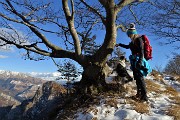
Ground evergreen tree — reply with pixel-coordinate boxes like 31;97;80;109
56;60;82;94
57;61;81;83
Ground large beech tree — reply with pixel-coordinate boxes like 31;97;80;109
0;0;151;93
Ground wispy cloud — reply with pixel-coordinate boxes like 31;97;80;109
0;45;14;52
0;55;8;58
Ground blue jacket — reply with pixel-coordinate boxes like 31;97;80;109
129;55;152;76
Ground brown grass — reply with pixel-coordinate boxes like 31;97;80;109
163;86;179;97
133;102;150;114
125;97;150;114
150;70;164;83
92;117;98;120
176;77;180;82
51;82;67;96
104;98;118;108
167;105;180;120
146;79;180;105
169;96;180;104
85;106;98;115
146;80;162;94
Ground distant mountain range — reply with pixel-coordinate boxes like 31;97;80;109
0;70;62;80
0;70;46;107
0;70;81;107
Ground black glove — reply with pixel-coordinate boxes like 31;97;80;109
115;44;119;47
137;60;148;72
136;60;143;69
115;43;123;47
115;43;121;47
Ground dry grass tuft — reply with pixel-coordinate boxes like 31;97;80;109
125;98;150;114
125;97;134;104
164;86;179;97
167;105;180;120
176;77;180;82
133;102;150;114
85;107;98;115
169;96;180;104
146;80;162;94
150;70;164;83
104;98;118;108
124;85;136;94
92;117;98;120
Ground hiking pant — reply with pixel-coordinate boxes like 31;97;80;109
133;69;147;99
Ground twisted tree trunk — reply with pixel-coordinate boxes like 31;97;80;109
78;62;110;94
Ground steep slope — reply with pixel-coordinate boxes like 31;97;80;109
74;71;180;120
0;89;20;106
2;81;67;120
0;70;45;103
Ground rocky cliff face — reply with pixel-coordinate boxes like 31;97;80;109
0;90;20;106
1;81;67;120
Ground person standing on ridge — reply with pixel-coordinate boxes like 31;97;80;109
115;23;151;102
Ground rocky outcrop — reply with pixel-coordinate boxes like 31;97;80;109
0;92;20;106
2;81;67;120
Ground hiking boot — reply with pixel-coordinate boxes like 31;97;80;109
136;93;141;98
124;77;133;83
128;77;133;82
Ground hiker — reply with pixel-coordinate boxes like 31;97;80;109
115;23;151;101
115;56;133;83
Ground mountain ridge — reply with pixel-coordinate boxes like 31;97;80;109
0;70;46;106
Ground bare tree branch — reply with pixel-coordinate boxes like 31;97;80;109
115;0;137;12
148;0;180;48
24;3;51;19
62;0;81;56
70;0;75;19
116;24;126;32
80;0;106;24
4;0;60;50
128;4;140;25
0;36;50;56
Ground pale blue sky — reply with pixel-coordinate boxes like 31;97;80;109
0;29;179;73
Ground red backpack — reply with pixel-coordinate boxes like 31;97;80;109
141;35;152;60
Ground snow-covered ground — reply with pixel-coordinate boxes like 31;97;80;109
75;72;180;120
164;76;180;92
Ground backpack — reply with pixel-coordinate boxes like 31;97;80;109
141;35;152;60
